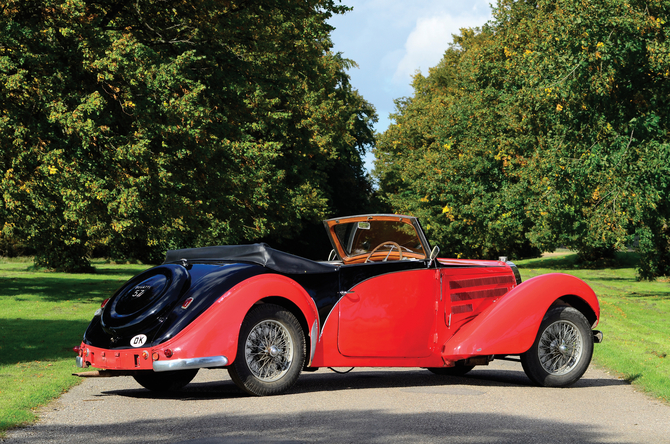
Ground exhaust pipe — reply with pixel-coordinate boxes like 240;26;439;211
593;330;604;343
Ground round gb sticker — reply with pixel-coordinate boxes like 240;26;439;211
130;334;147;348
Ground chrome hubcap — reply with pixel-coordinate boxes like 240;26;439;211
244;320;293;382
538;320;583;375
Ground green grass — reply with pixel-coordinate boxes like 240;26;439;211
0;258;146;435
516;252;670;402
1;253;669;435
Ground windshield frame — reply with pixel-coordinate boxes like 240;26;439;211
323;214;432;264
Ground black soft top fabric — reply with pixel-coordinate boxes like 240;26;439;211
163;243;338;274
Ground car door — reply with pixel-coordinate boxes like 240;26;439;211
337;266;439;358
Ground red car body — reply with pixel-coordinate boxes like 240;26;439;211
76;214;601;395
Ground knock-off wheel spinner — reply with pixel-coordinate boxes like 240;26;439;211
244;319;294;382
538;319;584;376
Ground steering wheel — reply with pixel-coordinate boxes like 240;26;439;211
365;241;403;263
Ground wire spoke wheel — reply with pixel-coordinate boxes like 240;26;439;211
245;320;294;382
537;320;583;375
228;304;305;396
521;306;594;387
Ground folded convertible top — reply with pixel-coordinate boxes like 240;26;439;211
163;243;338;274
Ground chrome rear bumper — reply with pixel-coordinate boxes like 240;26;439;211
75;353;228;372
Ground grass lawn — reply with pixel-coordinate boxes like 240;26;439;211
0;253;668;435
0;258;146;435
515;252;670;402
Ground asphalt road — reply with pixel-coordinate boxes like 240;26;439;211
4;360;670;444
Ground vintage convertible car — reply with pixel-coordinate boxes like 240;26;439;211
75;214;602;396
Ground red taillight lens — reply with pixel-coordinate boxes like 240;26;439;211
101;298;109;308
164;349;173;358
73;346;80;354
181;297;193;309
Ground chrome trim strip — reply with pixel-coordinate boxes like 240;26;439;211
153;355;228;372
308;319;318;366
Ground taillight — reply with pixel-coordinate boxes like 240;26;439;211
164;349;173;358
94;298;110;317
181;297;194;309
73;346;80;354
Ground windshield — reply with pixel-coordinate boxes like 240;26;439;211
326;216;428;263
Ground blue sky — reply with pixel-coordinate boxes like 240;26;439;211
328;0;494;172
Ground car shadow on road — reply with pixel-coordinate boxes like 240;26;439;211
99;365;629;401
10;368;641;444
464;366;630;389
11;406;630;444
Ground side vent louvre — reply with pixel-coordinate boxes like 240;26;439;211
450;275;516;289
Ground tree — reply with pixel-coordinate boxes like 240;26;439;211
486;0;670;276
376;0;670;278
376;29;541;260
0;0;376;270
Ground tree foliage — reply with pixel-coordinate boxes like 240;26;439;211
376;0;670;278
0;0;376;270
376;29;540;260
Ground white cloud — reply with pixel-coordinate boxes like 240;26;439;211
393;13;489;85
329;0;493;139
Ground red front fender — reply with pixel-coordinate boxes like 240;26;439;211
441;273;599;361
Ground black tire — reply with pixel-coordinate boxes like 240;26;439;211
133;369;199;392
101;264;189;334
427;364;475;377
521;306;594;387
228;304;305;396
